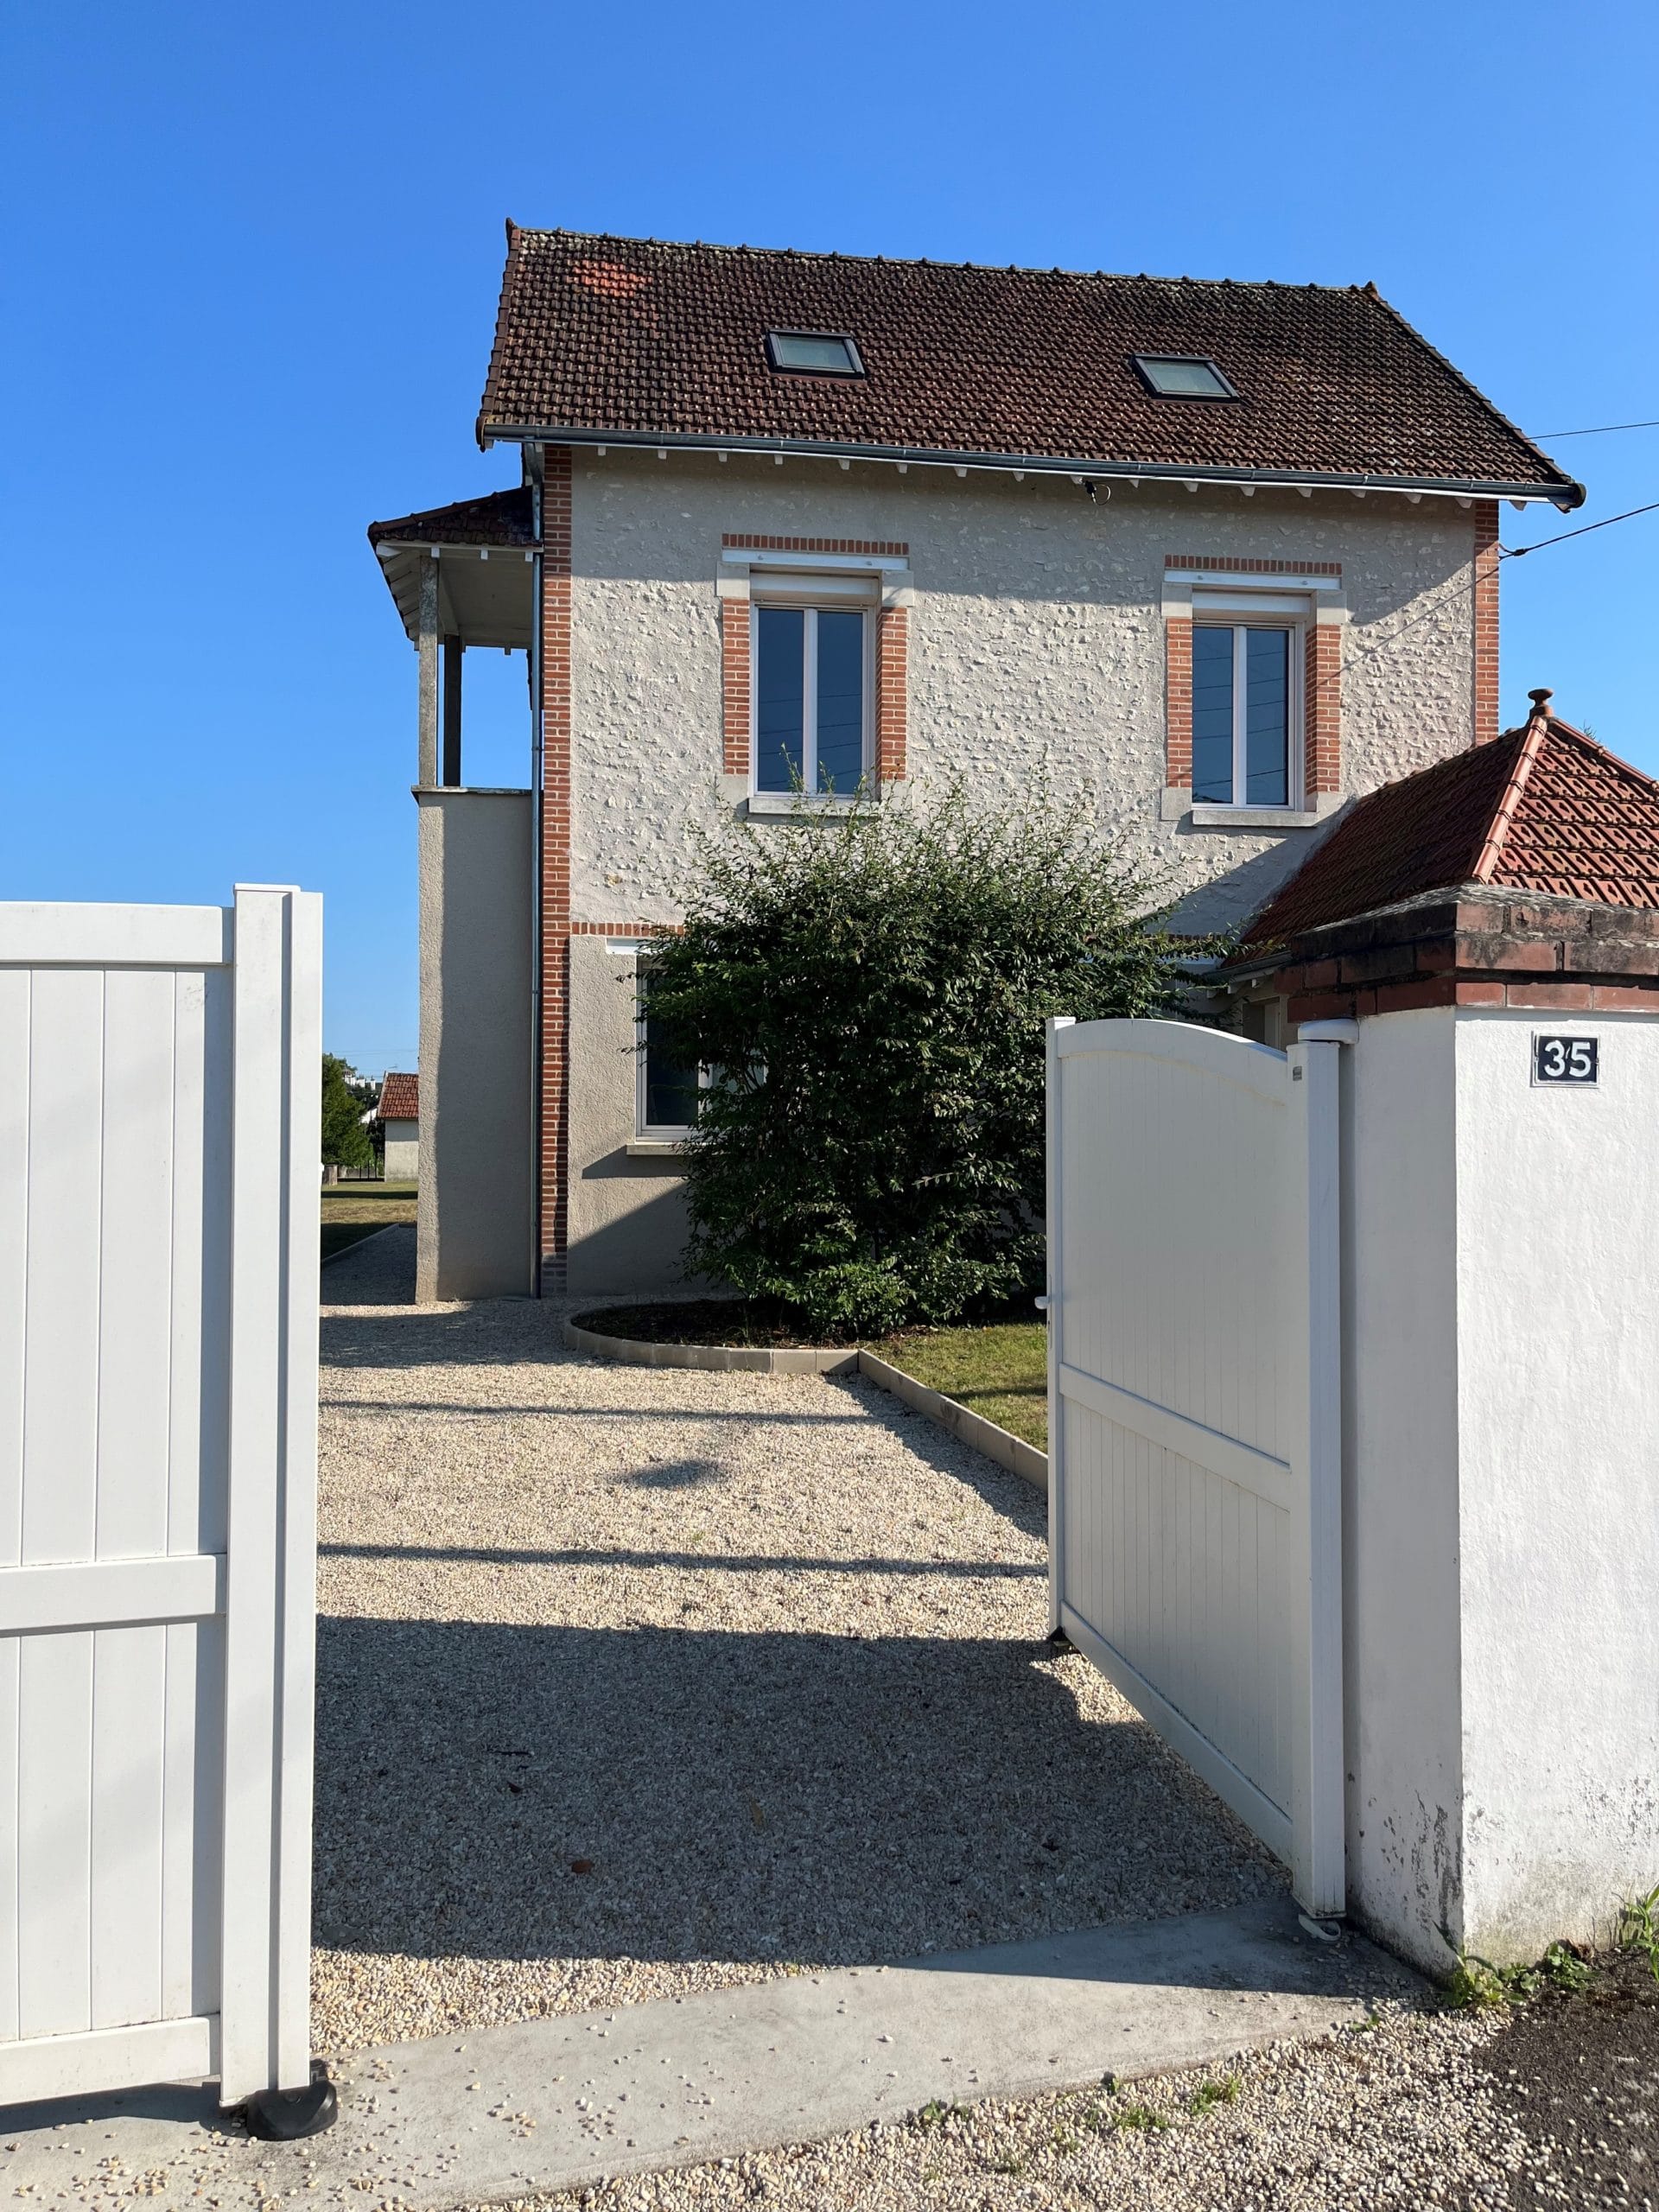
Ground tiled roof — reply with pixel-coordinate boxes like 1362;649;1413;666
376;1071;419;1121
1239;708;1659;950
476;226;1580;501
367;485;535;549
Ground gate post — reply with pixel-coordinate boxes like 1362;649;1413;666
219;886;324;2113
1285;1026;1351;1920
1044;1017;1074;1636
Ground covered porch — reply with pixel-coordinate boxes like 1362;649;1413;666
368;485;542;1300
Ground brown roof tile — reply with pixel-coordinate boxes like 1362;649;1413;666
376;1071;419;1121
476;226;1580;500
1239;713;1659;952
368;485;535;549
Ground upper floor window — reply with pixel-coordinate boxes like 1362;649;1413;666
765;330;865;376
753;590;873;795
1132;354;1238;401
1192;621;1299;808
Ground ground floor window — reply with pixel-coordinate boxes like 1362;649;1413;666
638;981;702;1135
1192;622;1299;808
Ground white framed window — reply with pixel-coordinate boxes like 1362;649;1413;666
1191;612;1304;810
751;575;875;797
635;980;703;1138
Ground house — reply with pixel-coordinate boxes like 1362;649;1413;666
373;1071;420;1180
367;224;1582;1302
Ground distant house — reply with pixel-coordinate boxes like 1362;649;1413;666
367;224;1583;1302
374;1071;419;1180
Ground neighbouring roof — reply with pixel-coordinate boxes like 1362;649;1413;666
1238;702;1659;954
475;226;1581;503
376;1071;419;1121
367;485;536;549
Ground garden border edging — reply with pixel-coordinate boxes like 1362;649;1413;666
563;1318;1047;1492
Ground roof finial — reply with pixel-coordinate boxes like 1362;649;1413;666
1527;686;1554;728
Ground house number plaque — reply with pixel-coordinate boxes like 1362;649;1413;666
1532;1034;1599;1087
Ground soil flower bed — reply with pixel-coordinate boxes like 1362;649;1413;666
573;1299;847;1348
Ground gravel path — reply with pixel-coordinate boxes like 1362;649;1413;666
314;1229;1281;2055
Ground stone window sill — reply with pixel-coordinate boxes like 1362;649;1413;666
1188;804;1327;830
626;1136;690;1157
744;791;866;819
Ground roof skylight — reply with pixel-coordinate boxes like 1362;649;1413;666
766;330;865;377
1131;354;1239;400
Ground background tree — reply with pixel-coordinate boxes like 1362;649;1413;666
321;1053;375;1179
642;784;1200;1338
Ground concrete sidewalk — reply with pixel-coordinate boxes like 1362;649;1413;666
0;1899;1414;2209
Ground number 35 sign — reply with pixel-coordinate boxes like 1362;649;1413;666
1533;1034;1599;1086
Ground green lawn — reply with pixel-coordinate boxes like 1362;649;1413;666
870;1320;1048;1451
321;1180;416;1261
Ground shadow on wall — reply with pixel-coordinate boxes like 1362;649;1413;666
1164;816;1352;938
312;1616;1283;1974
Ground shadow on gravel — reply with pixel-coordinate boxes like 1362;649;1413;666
314;1616;1281;1974
321;1541;1045;1579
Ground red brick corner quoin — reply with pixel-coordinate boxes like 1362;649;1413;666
538;448;573;1292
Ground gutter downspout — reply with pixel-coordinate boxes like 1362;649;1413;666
527;445;545;1295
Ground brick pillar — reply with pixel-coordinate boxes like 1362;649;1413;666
875;605;908;785
1305;620;1343;797
1473;501;1501;745
1165;615;1192;787
538;448;573;1294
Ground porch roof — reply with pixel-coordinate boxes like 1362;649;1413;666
369;486;536;649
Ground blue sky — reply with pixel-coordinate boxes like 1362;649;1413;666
3;1;1655;1075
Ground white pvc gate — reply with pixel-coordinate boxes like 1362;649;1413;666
1046;1017;1344;1916
0;888;321;2107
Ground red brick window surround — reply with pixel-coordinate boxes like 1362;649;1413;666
720;598;750;774
720;537;910;788
1162;556;1343;805
875;606;907;784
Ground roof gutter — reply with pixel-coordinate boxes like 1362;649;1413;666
475;423;1585;511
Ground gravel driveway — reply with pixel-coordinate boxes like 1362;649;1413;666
314;1228;1281;2056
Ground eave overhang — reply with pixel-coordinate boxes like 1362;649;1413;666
474;421;1586;511
372;537;537;650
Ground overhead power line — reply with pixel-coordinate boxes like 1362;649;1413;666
1533;416;1659;440
1502;498;1659;557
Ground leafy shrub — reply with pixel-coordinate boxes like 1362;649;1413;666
641;783;1198;1337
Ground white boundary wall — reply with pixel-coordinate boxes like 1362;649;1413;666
0;889;321;2107
1344;1005;1659;1969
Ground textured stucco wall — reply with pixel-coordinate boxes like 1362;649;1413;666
566;933;696;1296
1454;1009;1659;1959
1342;1004;1659;1971
567;449;1482;934
416;791;536;1300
